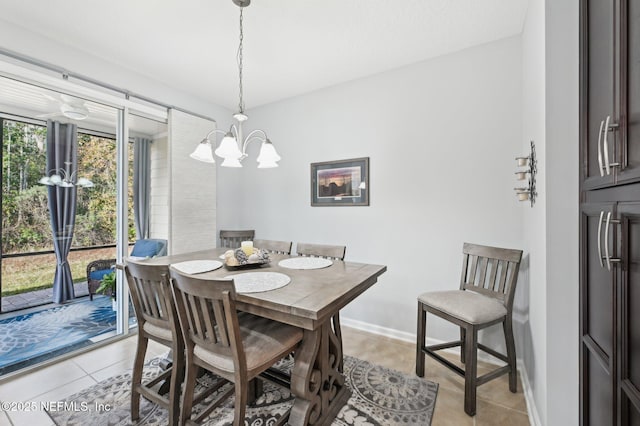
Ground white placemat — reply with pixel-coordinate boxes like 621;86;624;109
171;260;223;275
278;257;333;270
225;272;291;293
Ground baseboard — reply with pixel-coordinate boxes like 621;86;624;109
341;317;415;343
517;359;542;426
341;316;542;426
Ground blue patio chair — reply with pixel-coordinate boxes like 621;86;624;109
87;239;167;300
129;238;168;258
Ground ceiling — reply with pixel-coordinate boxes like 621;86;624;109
1;0;528;111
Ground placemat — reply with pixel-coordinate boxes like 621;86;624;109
278;257;333;270
171;260;223;274
225;272;291;293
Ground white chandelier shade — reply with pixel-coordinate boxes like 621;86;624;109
214;132;243;160
189;139;215;163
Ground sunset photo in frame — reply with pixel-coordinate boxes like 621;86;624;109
311;157;369;206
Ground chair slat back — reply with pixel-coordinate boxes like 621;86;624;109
296;242;346;260
219;230;255;249
125;259;176;333
253;239;292;255
169;268;245;369
459;243;523;308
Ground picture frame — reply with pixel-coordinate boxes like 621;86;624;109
311;157;369;206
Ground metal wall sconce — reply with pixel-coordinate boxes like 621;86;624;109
514;140;537;207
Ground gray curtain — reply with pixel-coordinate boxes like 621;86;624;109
133;137;151;239
46;121;78;304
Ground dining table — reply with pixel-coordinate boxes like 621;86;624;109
144;247;387;426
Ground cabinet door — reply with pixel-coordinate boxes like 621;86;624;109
617;202;640;425
617;0;640;186
580;202;617;425
581;0;617;189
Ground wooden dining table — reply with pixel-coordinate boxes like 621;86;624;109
145;247;387;426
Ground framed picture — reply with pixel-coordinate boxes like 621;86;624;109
311;157;369;206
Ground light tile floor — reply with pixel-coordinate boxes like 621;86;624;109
0;327;530;426
341;328;530;426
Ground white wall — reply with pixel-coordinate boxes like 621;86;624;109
217;37;524;343
520;0;547;423
520;1;580;425
544;0;579;424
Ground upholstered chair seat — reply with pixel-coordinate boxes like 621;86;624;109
418;290;507;325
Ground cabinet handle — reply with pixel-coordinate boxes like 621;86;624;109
597;211;604;268
597;120;605;177
604;211;612;270
603;115;621;175
602;211;622;271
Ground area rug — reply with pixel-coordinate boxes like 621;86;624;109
0;296;116;375
47;355;438;425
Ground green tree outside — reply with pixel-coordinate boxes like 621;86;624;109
1;119;134;296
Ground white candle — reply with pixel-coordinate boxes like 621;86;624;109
515;171;527;180
241;240;254;256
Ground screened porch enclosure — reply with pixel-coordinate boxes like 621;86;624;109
1;117;122;311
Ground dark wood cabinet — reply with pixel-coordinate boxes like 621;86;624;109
580;1;640;425
580;196;640;426
581;0;640;191
581;0;616;189
617;1;640;186
617;202;640;425
580;202;617;426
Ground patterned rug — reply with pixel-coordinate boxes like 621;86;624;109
47;355;438;425
0;296;117;375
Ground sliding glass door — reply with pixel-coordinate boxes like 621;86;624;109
0;75;167;374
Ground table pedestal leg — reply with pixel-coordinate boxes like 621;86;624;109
289;320;350;425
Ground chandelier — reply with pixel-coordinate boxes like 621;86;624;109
39;162;93;188
190;0;281;168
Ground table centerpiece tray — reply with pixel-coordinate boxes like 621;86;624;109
224;260;270;270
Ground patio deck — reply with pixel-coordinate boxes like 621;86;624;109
1;282;89;313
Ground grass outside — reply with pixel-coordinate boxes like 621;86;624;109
1;247;116;296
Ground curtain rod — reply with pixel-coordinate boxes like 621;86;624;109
0;47;215;123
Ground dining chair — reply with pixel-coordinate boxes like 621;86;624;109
415;242;523;416
252;239;292;255
124;258;183;426
219;229;255;249
296;242;346;260
169;267;303;426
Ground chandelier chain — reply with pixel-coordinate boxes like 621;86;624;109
237;7;244;113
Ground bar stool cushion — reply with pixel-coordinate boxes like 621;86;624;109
418;290;507;325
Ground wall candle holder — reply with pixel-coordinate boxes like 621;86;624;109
514;141;537;207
